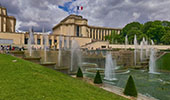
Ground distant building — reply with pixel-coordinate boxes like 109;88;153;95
0;6;122;49
0;6;16;32
53;15;121;41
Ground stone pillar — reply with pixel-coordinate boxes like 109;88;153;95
95;29;97;40
97;29;100;40
21;34;25;45
34;35;37;45
0;16;2;32
118;30;120;34
40;35;43;47
51;36;54;46
81;26;87;37
12;19;16;32
98;29;100;40
109;30;111;36
3;17;6;32
91;29;93;39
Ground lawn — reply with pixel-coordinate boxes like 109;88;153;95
0;54;128;100
156;53;170;71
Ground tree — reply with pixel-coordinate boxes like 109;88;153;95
122;22;142;37
121;22;144;44
123;75;138;97
105;30;123;44
126;30;143;44
142;21;153;34
94;70;102;84
121;20;170;45
161;31;170;45
76;67;83;78
146;25;165;44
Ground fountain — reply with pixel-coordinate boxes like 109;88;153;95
125;35;128;49
145;40;149;57
140;41;143;62
140;37;145;62
66;36;70;49
28;27;34;57
70;39;82;72
58;36;63;66
104;52;117;81
40;29;56;69
149;40;157;74
64;38;67;50
43;33;48;62
24;27;41;64
134;35;138;66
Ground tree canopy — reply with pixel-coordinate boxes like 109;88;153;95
105;20;170;45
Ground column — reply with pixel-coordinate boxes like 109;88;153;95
34;35;37;45
91;29;93;38
98;29;101;40
109;30;111;36
0;16;2;32
95;29;97;40
3;17;7;32
51;36;54;46
117;30;119;34
40;35;43;46
98;29;100;40
21;34;25;45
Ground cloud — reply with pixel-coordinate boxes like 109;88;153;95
1;0;69;32
1;0;170;32
83;0;170;27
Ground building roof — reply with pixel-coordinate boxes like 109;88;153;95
52;14;122;31
52;14;87;30
88;25;122;30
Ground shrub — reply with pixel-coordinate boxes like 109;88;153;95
94;70;102;84
123;75;138;97
76;67;83;78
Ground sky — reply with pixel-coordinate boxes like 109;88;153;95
1;0;170;32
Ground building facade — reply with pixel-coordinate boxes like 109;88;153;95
0;6;16;33
53;15;121;41
0;6;122;49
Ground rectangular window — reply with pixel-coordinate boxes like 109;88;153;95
0;39;13;44
93;29;95;39
76;26;80;37
90;29;92;38
99;29;101;40
96;29;98;40
37;39;41;45
24;38;28;44
49;39;52;45
101;46;106;48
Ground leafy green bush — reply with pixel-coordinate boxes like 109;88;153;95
123;75;138;97
94;70;102;84
76;67;83;78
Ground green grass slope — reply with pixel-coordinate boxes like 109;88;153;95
0;54;128;100
156;53;170;71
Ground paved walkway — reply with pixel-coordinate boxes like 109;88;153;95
101;83;156;100
72;76;156;100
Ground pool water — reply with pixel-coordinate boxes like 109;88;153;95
85;69;170;100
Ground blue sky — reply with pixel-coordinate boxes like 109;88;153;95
58;0;77;14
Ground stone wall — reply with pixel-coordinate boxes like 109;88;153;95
109;44;170;50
